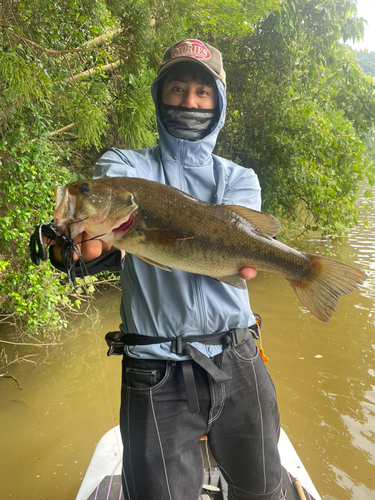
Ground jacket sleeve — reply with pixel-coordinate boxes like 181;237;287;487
93;147;139;179
222;164;262;212
49;247;124;277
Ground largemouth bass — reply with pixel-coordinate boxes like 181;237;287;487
54;177;366;322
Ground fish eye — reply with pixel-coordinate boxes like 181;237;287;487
79;183;90;193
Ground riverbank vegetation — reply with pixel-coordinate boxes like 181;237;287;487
1;0;375;344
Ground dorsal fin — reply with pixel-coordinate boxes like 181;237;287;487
224;205;281;237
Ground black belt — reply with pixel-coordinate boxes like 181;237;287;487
105;325;260;414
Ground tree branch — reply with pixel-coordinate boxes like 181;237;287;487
7;28;120;55
64;61;120;83
81;29;122;49
29;123;76;143
50;123;76;136
0;373;22;390
0;339;61;347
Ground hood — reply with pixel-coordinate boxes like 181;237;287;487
150;74;226;165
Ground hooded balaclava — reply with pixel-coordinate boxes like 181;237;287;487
156;40;226;142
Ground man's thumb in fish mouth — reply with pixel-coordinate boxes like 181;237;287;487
239;267;257;280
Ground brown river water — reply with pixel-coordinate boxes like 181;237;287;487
0;187;374;500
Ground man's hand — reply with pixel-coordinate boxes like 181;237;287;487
44;232;123;263
239;267;257;280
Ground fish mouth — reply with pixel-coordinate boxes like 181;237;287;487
111;212;135;235
72;212;135;242
54;210;135;242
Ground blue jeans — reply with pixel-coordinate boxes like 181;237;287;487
119;335;281;500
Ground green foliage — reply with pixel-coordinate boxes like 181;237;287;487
354;49;375;77
216;0;375;236
56;81;109;150
0;51;50;111
114;0;155;72
267;100;371;234
112;70;158;149
0;106;77;334
1;264;77;335
181;0;280;39
75;276;98;295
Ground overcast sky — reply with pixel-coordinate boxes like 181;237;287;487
347;0;375;52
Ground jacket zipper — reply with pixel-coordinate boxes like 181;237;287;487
178;140;207;337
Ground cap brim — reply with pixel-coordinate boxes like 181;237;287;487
158;57;220;82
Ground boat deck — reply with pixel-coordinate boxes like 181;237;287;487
77;427;322;500
85;467;317;500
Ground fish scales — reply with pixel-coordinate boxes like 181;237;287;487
144;188;310;278
111;178;308;278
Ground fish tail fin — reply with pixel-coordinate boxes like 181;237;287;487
287;254;367;323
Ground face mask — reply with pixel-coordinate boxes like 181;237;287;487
160;103;219;141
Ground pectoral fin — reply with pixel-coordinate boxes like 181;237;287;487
224;205;281;237
134;254;171;272
214;274;247;290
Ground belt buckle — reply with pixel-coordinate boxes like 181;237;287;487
228;329;238;347
250;324;260;340
105;331;125;356
107;339;125;356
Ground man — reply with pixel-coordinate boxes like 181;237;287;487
52;39;281;500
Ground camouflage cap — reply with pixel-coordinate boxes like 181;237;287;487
158;39;226;89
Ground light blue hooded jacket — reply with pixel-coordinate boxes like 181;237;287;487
94;76;261;360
